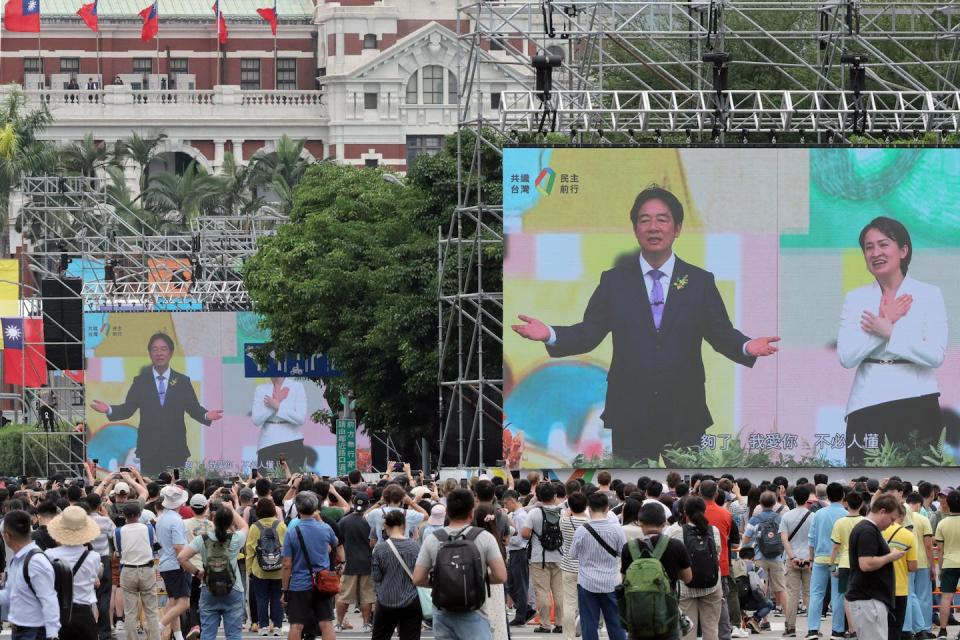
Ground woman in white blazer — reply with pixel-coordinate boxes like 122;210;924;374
837;216;948;465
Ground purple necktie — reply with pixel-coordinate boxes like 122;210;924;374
649;268;664;329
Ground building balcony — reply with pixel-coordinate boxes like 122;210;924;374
1;83;328;134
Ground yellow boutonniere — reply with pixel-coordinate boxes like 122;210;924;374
169;377;178;387
673;275;688;291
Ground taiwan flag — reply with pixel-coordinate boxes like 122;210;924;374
212;0;227;44
3;0;41;32
256;0;276;36
2;318;47;388
77;0;97;31
139;1;158;41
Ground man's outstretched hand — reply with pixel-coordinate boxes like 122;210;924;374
746;336;780;357
90;400;109;414
511;315;551;342
205;410;224;421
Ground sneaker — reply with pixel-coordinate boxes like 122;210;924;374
831;634;846;640
526;610;538;623
733;628;751;638
273;630;282;637
784;629;796;637
334;624;344;633
762;622;772;631
809;633;824;640
361;624;373;633
185;627;201;640
920;633;938;639
259;629;269;637
553;627;563;634
115;621;125;633
510;619;527;627
747;620;762;635
938;633;948;640
534;627;553;633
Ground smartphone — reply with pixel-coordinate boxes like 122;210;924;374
230;476;240;483
251;468;259;479
119;467;131;472
683;474;690;483
495;459;506;467
173;468;180;480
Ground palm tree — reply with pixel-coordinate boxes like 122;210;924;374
0;91;56;231
113;131;168;196
61;133;110;177
213;152;264;216
143;160;220;231
248;134;312;214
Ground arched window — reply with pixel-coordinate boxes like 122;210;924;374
404;66;459;105
363;33;378;49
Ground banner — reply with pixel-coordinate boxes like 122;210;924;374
504;148;960;468
84;311;371;474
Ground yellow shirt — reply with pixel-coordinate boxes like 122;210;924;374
883;523;917;597
244;517;287;579
908;510;933;570
935;515;960;569
831;515;864;569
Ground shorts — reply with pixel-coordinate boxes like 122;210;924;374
286;589;335;626
941;568;960;594
757;558;786;594
337;574;376;605
161;569;192;599
837;568;850;594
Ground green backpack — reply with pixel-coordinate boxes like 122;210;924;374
202;535;236;597
617;536;679;638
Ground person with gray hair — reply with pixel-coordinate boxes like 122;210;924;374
282;491;343;640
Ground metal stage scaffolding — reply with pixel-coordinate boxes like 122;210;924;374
437;0;960;468
13;175;282;474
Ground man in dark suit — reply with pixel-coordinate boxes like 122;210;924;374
90;332;223;474
511;186;779;462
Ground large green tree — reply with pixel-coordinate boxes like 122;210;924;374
243;160;449;438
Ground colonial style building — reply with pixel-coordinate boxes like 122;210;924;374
0;0;531;175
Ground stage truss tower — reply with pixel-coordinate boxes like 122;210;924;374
437;0;960;468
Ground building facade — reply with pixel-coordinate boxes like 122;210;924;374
0;0;531;175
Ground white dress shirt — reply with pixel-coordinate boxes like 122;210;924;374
0;542;61;637
115;522;156;566
837;275;948;416
46;544;103;605
250;379;308;449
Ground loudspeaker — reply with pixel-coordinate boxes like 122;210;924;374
40;278;83;371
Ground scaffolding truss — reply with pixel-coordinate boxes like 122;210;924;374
439;0;960;468
14;175;278;475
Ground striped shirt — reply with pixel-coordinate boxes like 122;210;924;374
568;517;626;593
371;537;420;608
560;514;589;573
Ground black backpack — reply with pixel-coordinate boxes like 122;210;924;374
430;527;489;612
24;548;85;622
254;521;283;572
682;524;719;589
531;506;563;564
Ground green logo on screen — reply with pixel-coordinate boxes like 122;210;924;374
535;167;556;195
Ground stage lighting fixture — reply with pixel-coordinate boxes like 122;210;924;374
741;128;749;144
569;126;578;142
104;259;116;284
842;51;868;134
768;129;777;144
191;233;201;253
58;244;68;274
702;51;731;132
685;128;693;144
798;128;806;144
190;258;203;282
530;53;562;102
654;129;662;144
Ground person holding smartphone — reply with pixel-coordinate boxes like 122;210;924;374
779;485;817;637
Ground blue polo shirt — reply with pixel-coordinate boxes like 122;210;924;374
282;518;338;591
808;502;847;564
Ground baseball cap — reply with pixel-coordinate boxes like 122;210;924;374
189;493;208;509
114;481;130;495
239;488;255;501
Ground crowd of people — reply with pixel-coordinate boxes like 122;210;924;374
0;464;957;640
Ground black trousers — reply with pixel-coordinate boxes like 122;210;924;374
60;603;97;640
96;556;113;640
371;599;422;640
846;393;941;465
890;595;907;639
507;550;530;620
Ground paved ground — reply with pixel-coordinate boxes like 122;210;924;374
0;608;824;639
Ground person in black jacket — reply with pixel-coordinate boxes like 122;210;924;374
511;186;779;461
90;332;222;474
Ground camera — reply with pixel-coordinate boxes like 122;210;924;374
679;614;694;636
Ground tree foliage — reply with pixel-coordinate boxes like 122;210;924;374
243;161;447;437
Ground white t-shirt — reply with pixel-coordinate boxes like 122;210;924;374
116;522;155;566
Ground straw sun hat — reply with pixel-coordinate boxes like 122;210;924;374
47;505;101;546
